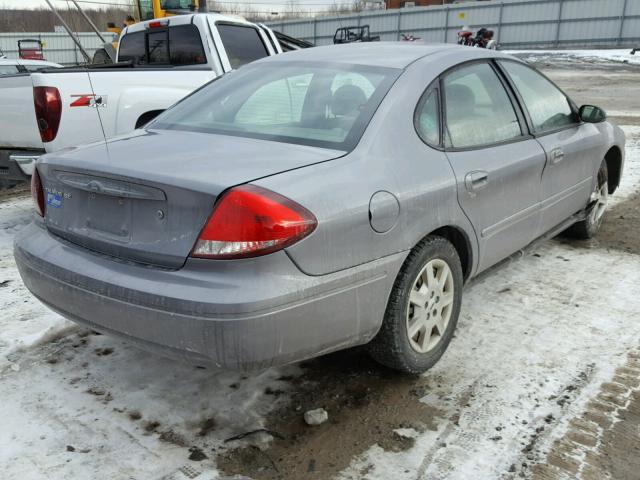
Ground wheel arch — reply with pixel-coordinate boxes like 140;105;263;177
135;110;164;129
426;225;474;282
604;145;622;194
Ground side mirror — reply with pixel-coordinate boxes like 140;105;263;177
579;105;606;123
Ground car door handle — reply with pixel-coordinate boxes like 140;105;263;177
464;171;489;192
550;148;565;164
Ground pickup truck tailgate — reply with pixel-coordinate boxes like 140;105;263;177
0;74;43;150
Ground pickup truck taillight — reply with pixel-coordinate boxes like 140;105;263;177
33;86;62;143
31;167;45;217
191;185;317;259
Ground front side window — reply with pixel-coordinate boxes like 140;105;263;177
138;0;154;20
443;62;522;149
152;62;399;151
217;24;269;69
414;87;440;146
161;0;194;10
499;61;577;133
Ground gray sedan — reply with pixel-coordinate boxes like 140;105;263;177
15;43;625;373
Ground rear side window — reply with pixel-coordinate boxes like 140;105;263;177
443;62;522;149
119;25;206;66
217;23;268;69
414;87;440;146
499;61;577;133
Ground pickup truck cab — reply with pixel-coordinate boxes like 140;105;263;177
0;14;281;185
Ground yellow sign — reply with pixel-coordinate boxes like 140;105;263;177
458;12;466;20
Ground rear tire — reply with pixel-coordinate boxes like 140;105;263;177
369;236;463;374
565;160;608;239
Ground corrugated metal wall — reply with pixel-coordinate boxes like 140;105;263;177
0;32;117;65
268;0;640;48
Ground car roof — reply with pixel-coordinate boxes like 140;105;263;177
261;42;508;69
125;12;256;34
0;58;61;67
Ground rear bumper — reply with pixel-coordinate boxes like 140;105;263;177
14;221;405;371
0;148;42;183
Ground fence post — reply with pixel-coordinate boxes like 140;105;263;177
554;0;563;48
313;17;317;44
617;0;628;46
396;8;402;40
443;6;449;43
498;1;504;42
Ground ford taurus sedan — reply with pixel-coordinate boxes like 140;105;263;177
15;43;625;373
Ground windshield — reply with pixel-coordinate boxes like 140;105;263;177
151;62;399;150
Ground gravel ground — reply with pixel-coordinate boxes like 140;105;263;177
0;52;639;480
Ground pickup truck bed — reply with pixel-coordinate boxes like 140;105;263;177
0;13;282;186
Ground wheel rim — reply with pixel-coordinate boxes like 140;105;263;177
589;180;608;225
406;258;455;354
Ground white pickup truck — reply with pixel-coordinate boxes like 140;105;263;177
0;13;283;185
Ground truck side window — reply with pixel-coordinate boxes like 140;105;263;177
217;23;269;69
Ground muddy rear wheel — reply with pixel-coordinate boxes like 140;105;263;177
369;236;463;374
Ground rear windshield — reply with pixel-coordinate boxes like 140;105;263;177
118;24;206;66
151;61;400;151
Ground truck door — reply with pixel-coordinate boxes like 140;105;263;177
208;19;275;72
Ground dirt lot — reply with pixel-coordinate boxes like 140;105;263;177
1;53;639;480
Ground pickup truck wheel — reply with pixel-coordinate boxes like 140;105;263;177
369;236;463;374
565;160;608;239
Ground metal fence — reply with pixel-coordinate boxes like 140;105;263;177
0;32;116;65
267;0;640;48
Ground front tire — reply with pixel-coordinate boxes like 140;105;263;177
565;160;608;239
369;236;463;374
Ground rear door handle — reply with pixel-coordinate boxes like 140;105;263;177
550;148;565;164
465;171;489;193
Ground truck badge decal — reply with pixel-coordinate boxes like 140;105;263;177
70;94;107;108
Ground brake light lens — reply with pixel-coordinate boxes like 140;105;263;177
191;185;317;259
33;86;62;143
147;20;169;28
31;167;45;217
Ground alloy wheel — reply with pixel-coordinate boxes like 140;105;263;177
406;258;455;353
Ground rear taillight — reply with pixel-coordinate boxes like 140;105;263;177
31;167;45;217
191;185;317;259
33;86;62;143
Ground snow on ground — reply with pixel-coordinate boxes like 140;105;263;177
1;126;639;479
0;197;70;371
508;49;640;66
339;125;640;479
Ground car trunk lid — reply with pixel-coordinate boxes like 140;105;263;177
38;130;344;268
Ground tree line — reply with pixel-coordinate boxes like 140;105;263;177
0;2;374;34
